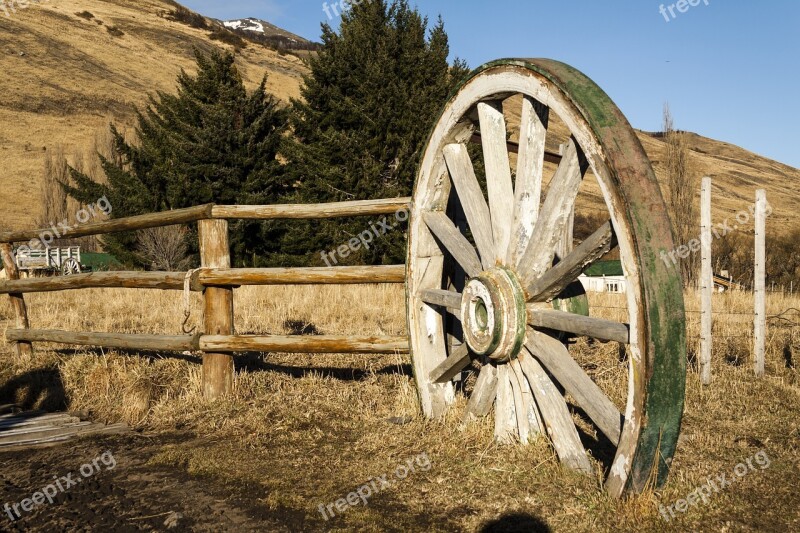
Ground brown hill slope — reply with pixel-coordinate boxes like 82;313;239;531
0;0;308;230
0;1;796;236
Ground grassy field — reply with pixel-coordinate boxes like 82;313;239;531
0;285;798;531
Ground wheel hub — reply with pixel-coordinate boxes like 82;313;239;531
461;267;527;363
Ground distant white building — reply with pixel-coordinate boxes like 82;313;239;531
578;274;627;294
577;260;627;294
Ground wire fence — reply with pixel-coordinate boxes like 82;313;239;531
590;305;800;341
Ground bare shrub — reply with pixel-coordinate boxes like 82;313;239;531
168;6;208;29
136;225;192;272
38;146;70;230
663;103;698;287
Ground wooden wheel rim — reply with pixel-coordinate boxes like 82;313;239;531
406;59;686;496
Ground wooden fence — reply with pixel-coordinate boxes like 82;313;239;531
0;198;411;399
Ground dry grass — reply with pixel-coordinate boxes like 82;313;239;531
0;285;798;531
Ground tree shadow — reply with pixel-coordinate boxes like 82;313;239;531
783;340;794;369
0;368;66;412
480;512;551;533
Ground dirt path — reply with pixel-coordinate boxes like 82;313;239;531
0;433;296;532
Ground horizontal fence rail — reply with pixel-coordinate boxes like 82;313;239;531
0;266;406;294
194;265;405;289
6;329;409;355
0;198;414;399
6;329;200;352
0;272;188;294
199;335;409;354
0;205;215;244
211;197;411;220
0;199;412;244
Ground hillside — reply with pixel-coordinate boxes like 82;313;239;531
0;0;309;230
0;0;797;236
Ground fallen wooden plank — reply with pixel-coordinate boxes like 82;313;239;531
0;422;128;446
0;421;89;438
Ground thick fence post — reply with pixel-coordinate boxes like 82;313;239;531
198;220;234;399
754;190;767;377
700;177;712;385
1;243;33;358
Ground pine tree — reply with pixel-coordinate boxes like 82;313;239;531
65;49;290;267
286;1;468;265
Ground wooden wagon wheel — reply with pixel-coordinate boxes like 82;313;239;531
406;59;686;497
61;258;81;276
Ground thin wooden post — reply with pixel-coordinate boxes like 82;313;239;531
754;190;767;377
198;219;234;399
700;177;712;384
0;243;33;358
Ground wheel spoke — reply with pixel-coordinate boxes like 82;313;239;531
509;359;542;443
516;138;589;286
494;364;518;443
518;351;593;473
462;364;498;423
528;308;630;344
443;144;495;269
429;343;471;383
419;289;462;311
525;328;623;445
556;202;575;260
422;211;482;278
527;221;617;301
477;103;515;262
509;96;549;264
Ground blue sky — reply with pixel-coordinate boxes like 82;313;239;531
182;0;800;168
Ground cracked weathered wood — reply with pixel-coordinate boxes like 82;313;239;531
443;143;495;269
462;364;498;423
0;243;32;357
199;219;234;400
429;344;471;383
422;211;482;278
526;221;617;301
525;329;622;445
510;96;549;264
478;103;515;262
528;308;630;344
516;138;588;286
519;350;593;473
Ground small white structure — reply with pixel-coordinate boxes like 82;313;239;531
578;274;627;294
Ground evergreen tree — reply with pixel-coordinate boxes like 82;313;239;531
65;49;290;267
286;0;469;265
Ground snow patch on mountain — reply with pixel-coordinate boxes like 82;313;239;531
224;18;265;34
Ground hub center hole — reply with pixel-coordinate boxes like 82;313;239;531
474;298;489;332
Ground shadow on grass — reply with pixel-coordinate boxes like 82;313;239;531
50;347;413;382
0;368;66;411
480;512;551;532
